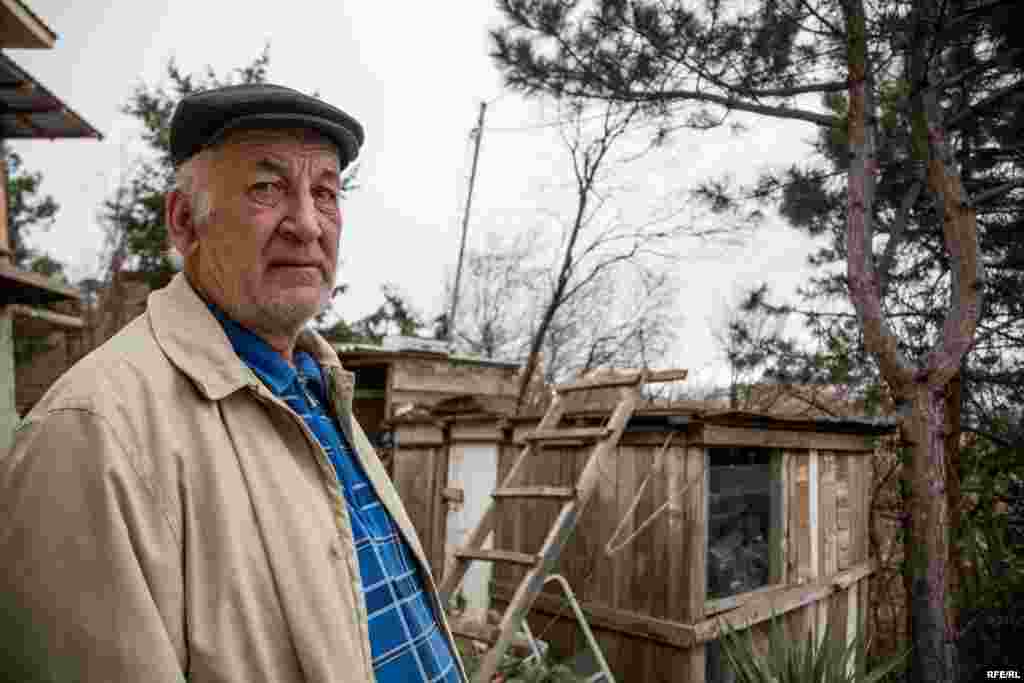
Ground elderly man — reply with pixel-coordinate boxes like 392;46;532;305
1;84;465;683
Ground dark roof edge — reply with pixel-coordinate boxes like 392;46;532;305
0;51;102;139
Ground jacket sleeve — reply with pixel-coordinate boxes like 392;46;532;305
0;407;186;683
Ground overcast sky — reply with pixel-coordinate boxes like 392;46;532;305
8;0;831;389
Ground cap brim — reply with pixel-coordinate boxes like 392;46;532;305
206;113;361;170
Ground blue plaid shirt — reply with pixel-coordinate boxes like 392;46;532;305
209;304;462;683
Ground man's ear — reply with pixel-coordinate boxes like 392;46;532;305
166;189;198;256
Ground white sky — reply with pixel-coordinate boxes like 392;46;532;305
8;0;831;389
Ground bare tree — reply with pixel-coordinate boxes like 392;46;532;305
444;230;543;359
540;264;680;383
513;98;743;412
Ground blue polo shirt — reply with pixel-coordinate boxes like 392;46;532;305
208;304;462;683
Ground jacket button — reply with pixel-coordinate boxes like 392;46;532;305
329;542;342;559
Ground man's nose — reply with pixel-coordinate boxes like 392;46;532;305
281;188;323;242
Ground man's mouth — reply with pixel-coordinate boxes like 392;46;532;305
270;262;324;279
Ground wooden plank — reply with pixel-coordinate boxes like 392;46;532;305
8;304;84;329
456;548;537;566
447;615;533;651
644;368;690;384
684;445;706;681
491;580;696;649
687;560;878;646
698;425;875;452
650;442;670;621
525;427;610;442
770;449;787;585
838;455;852;571
819;452;838;651
808;450;821;648
493;441;515;589
787;452;803;586
853;454;870;565
613;442;636;611
432;443;450;580
556;372;642;393
685;445;707;622
705;581;790;617
665;442;686;624
846;581;859;680
633;444;656;617
441;487;464;503
492;485;575;499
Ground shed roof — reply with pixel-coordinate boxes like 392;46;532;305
334;343;521;370
0;0;56;49
391;394;898;437
0;261;80;304
0;51;102;140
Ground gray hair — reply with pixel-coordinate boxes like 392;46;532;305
173;151;215;226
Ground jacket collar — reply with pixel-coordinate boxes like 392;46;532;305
148;272;351;401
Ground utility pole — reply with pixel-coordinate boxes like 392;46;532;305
447;100;487;344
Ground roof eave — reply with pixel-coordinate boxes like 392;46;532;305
0;0;57;49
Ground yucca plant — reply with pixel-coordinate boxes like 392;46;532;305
716;609;910;683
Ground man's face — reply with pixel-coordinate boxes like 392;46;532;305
189;130;342;339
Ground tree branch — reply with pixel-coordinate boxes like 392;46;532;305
968;177;1024;207
843;0;914;396
878;181;923;297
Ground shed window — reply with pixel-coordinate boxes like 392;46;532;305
706;446;783;600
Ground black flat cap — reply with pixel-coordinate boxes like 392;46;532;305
169;83;364;168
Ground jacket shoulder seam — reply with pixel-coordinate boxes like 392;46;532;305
23;406;184;548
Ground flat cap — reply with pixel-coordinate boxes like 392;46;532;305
169;83;364;168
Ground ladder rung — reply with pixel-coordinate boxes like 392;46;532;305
556;373;642;393
645;369;689;383
450;620;500;644
448;617;534;651
524;427;610;442
456;549;538;566
556;368;689;393
493;486;576;500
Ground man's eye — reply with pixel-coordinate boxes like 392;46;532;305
249;181;284;205
313;187;339;212
313;187;338;204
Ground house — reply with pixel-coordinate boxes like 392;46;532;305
0;0;102;450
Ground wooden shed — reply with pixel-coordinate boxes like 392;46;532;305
334;335;520;453
389;396;896;683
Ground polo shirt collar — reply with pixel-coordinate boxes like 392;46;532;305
205;301;313;396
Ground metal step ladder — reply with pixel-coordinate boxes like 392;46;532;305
440;368;688;683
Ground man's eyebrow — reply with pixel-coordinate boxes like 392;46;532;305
253;158;289;176
317;169;341;187
252;158;340;186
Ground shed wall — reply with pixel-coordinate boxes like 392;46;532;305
391;414;881;683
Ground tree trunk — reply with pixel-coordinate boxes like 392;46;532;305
944;371;963;661
904;383;956;681
842;0;980;679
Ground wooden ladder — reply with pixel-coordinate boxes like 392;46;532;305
440;368;688;682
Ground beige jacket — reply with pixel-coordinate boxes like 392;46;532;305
1;273;464;683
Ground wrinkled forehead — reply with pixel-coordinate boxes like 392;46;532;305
213;127;342;172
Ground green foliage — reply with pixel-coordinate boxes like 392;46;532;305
456;640;585;683
2;143;60;271
317;284;425;345
2;144;70;367
716;611;910;683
